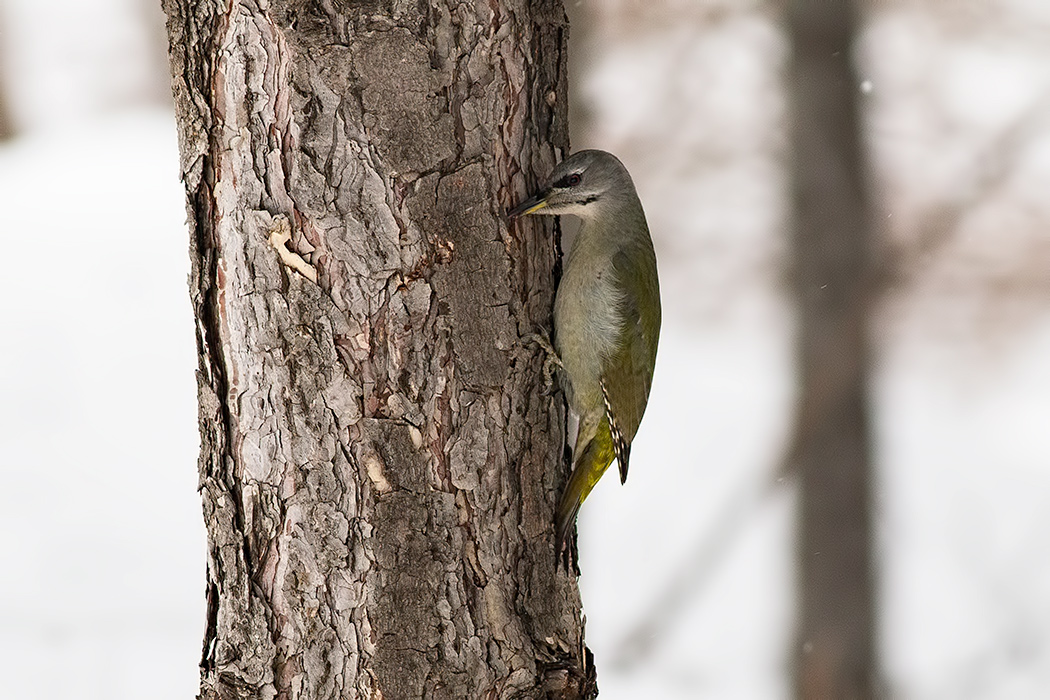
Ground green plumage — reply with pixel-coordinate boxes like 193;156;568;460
554;233;660;549
508;149;661;555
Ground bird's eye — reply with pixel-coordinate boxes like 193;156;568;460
553;172;583;188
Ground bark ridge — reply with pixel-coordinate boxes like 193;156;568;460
163;1;593;697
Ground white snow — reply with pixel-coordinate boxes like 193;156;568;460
0;111;204;699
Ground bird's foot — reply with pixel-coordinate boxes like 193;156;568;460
556;527;580;576
524;331;564;393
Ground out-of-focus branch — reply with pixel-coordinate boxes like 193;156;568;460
0;92;12;141
610;469;791;671
135;0;174;108
0;10;14;141
878;92;1050;290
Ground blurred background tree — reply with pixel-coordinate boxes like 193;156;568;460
786;2;876;696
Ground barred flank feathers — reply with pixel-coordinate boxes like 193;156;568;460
600;379;632;484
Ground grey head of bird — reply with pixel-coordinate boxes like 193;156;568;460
507;149;638;221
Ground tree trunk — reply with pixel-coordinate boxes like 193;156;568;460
786;2;879;698
161;2;594;698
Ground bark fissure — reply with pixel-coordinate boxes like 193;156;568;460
165;1;593;697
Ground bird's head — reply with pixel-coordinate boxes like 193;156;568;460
507;150;635;221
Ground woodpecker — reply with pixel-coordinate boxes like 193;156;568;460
509;150;661;553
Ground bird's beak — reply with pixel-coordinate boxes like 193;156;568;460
507;191;550;218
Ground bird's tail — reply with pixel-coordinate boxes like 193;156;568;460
555;417;616;552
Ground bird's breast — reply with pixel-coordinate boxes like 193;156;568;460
553;254;623;415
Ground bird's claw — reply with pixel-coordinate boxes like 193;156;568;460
524;332;563;394
556;529;580;575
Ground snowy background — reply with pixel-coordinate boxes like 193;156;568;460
2;1;1050;698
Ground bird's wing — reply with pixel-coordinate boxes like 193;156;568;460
600;242;661;483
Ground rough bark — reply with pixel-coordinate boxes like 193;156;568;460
161;1;593;698
786;2;879;698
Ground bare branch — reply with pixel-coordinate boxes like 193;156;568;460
610;470;790;671
878;91;1050;291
